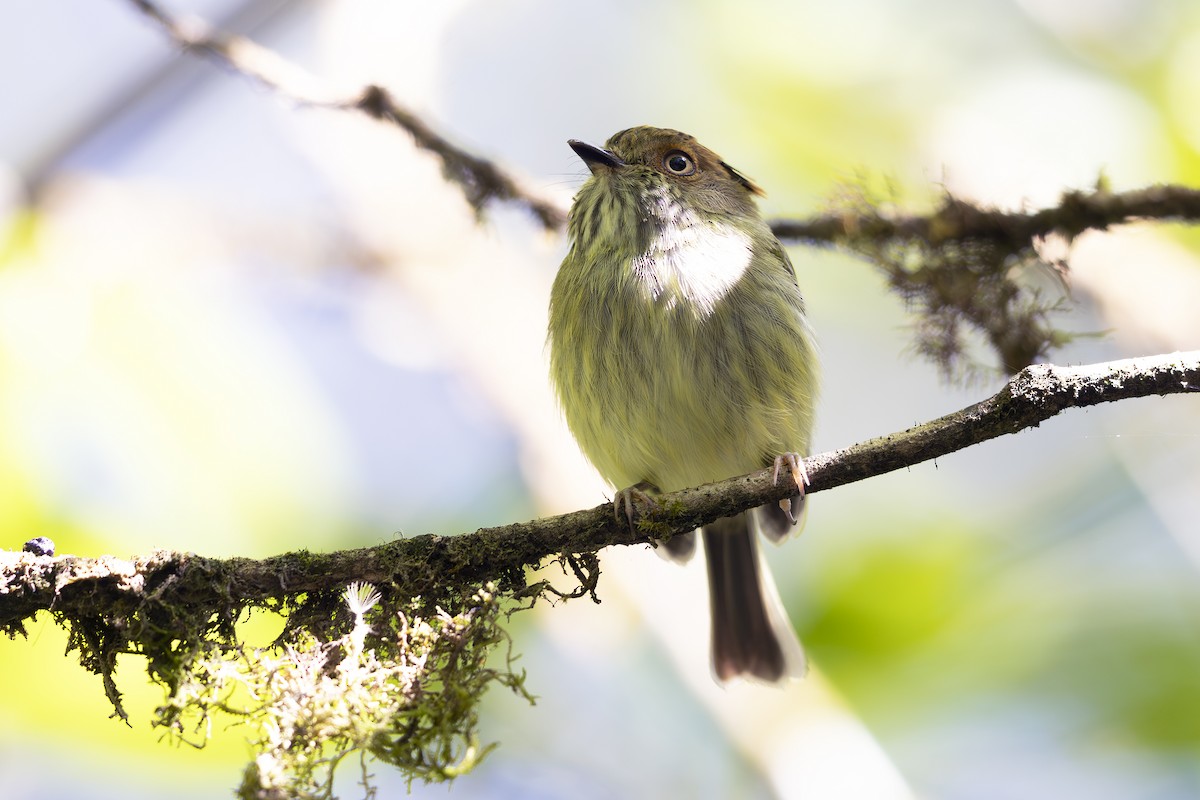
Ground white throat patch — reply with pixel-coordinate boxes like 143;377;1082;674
631;186;753;317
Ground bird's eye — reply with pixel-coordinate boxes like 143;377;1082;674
663;151;696;176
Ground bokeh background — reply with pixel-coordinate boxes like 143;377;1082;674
2;0;1199;798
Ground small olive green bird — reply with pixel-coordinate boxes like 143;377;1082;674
548;126;819;683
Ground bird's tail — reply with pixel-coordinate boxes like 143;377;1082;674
702;511;806;683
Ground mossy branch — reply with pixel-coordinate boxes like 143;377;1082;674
4;351;1197;634
769;185;1200;376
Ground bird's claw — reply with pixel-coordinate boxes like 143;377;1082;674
772;452;809;494
613;483;660;534
778;495;798;525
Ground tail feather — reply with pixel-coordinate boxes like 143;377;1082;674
703;511;806;683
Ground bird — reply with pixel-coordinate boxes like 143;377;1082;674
547;125;819;682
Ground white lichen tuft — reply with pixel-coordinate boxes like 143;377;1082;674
155;583;527;800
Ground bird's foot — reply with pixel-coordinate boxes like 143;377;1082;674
613;481;661;534
771;452;809;524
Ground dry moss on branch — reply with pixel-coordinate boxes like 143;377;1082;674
770;183;1200;378
0;547;549;799
872;235;1076;378
776;187;1092;378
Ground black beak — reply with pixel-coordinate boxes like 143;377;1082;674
569;139;625;173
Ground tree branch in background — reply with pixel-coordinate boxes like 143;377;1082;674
123;0;1200;254
770;184;1200;246
126;0;567;230
122;0;1200;380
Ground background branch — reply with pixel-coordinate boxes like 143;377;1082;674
769;184;1200;246
123;0;1200;256
4;351;1196;634
126;0;567;230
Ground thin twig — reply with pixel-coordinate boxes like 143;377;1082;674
770;185;1200;246
125;0;567;230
